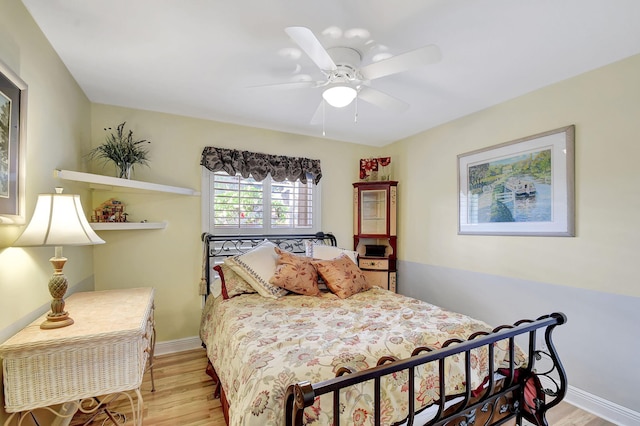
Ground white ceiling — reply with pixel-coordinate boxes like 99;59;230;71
21;0;640;146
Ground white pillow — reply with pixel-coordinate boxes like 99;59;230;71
305;241;358;264
224;241;288;299
210;276;222;298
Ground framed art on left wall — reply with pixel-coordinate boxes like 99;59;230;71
0;59;27;225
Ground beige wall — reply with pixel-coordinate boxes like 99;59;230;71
0;1;93;331
88;104;380;342
0;0;93;422
390;56;640;412
390;53;640;298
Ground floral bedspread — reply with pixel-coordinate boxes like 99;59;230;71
200;287;525;426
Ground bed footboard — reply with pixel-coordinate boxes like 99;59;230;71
285;313;567;426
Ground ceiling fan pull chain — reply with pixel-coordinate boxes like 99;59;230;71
354;96;359;123
322;100;326;136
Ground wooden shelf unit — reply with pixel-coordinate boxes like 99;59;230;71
54;169;200;196
55;169;199;230
353;181;398;292
89;221;167;231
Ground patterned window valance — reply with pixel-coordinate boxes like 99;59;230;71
200;147;322;184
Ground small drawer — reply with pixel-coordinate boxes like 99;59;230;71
359;257;389;270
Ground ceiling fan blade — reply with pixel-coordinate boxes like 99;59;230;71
285;26;337;71
247;80;317;90
359;44;441;80
358;86;409;112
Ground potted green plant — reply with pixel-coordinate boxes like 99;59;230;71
88;122;151;179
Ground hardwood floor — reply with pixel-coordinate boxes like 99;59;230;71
70;349;223;426
70;348;614;426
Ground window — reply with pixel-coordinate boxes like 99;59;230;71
202;170;321;234
213;173;264;228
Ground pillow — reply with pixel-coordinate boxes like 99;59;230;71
213;263;257;300
224;241;288;299
269;247;320;296
208;270;222;298
312;253;371;299
305;241;358;263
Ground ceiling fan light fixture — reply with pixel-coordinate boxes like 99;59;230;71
322;84;357;108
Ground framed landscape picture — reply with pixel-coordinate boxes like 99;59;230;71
0;59;27;225
458;125;575;236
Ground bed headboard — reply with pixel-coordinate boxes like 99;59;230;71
200;232;337;296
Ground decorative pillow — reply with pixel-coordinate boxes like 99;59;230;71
213;264;257;300
224;241;288;299
269;248;320;296
305;241;358;263
312;253;371;299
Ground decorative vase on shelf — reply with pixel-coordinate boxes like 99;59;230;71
87;122;151;180
118;163;133;179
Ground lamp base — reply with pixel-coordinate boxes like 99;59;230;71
41;255;74;329
41;314;74;329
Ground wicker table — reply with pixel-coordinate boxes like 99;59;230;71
0;287;155;426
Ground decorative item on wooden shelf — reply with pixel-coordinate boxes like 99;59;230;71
92;198;128;223
87;122;151;179
359;157;391;182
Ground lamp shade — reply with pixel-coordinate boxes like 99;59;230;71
322;84;357;108
14;189;105;247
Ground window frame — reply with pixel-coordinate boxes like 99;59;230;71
201;168;322;235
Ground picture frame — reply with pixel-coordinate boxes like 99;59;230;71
0;59;27;225
458;125;575;236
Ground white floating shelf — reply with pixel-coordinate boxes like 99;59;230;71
90;222;167;231
54;169;200;196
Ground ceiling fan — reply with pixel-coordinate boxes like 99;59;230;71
274;26;442;120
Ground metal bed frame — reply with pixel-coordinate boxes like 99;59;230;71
201;231;337;296
201;233;567;426
285;313;567;426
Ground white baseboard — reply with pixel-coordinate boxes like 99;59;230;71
566;385;640;426
155;336;203;356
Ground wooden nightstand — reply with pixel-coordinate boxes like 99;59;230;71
0;287;155;426
358;256;396;291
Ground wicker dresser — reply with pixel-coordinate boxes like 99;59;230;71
0;287;155;425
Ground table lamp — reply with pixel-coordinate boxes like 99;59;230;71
14;188;105;329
